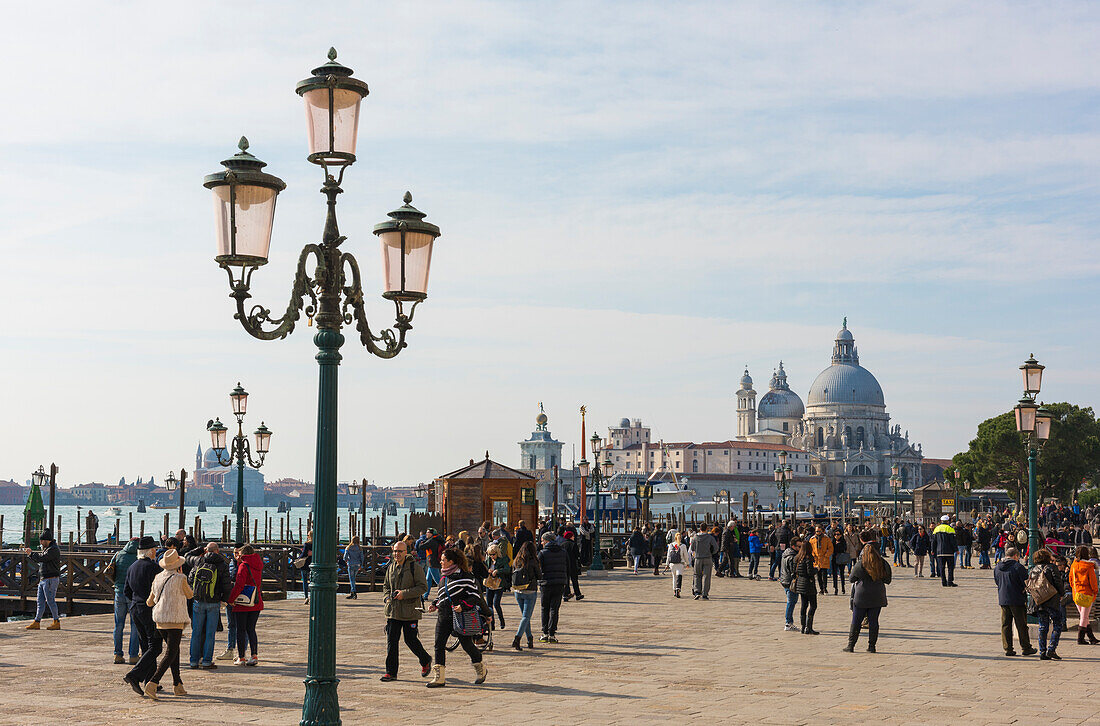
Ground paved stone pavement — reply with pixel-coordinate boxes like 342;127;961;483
3;564;1100;725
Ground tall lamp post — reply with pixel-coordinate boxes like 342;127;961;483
749;489;758;527
164;469;188;532
581;432;608;570
204;48;442;726
712;492;721;522
774;451;792;520
207;383;271;543
1014;355;1051;566
889;464;901;519
348;479;367;542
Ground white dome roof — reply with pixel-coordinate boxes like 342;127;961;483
807;364;885;407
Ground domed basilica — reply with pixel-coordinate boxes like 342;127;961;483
736;320;923;498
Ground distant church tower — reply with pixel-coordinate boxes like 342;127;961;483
195;443;203;472
519;403;564;471
736;367;757;438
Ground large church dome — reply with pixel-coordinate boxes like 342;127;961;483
807;322;885;407
757;362;805;418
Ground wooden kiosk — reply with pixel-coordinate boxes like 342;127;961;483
433;455;539;536
912;480;952;524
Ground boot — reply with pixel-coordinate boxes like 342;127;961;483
473;661;487;684
144;682;159;700
498;614;505;629
805;614;819;635
1087;626;1100;644
46;619;61;630
867;621;879;652
174;684;188;696
425;665;446;688
842;621;860;652
1078;629;1088;645
25;621;40;630
526;635;534;649
511;636;522;651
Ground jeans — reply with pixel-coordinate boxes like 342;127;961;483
36;576;60;621
541;583;565;635
964;547;972;568
784;587;799;625
769;551;781;578
748;553;761;577
113;590;139;658
234;610;259;658
189;601;220;665
385;618;430;676
816;567;829;594
301;565;310;596
225;603;236;650
978;548;991;567
348;565;360;595
486;588;505;626
1037;605;1065;653
151;628;183;685
930;554;939;576
424;566;441;600
956;546;967;567
514;590;537;641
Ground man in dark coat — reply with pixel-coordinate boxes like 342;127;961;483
23;529;62;629
123;536;163;693
993;548;1036;656
560;530;583;602
650;525;667;576
514;520;535;556
933;517;958;587
536;533;569;642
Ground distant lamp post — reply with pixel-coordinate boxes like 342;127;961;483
164;469;188;532
712;492;722;522
749;489;758;525
582;432;606;571
889;472;901;519
348;479;367;542
775;451;792;520
1013;354;1050;566
207;382;271;543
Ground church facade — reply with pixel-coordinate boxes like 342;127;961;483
736;321;923;498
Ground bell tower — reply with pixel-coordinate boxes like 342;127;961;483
736;367;757;439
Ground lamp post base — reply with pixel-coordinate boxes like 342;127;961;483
301;675;341;726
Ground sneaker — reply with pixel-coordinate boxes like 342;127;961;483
538;635;550;643
201;662;218;670
188;663;201;669
783;623;796;631
575;594;584;601
380;674;396;682
421;662;432;677
234;657;247;666
246;656;258;666
1022;647;1038;656
548;635;559;644
216;648;234;661
701;595;709;600
693;594;701;600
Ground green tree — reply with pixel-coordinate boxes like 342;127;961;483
953;403;1100;504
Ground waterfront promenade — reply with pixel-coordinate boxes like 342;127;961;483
3;565;1099;725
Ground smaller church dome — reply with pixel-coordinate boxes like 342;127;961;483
619;417;631;428
740;368;753;388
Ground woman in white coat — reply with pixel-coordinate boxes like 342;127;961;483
144;548;193;698
667;531;690;598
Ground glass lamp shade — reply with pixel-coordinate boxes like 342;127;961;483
295;49;369;167
254;422;272;454
1020;354;1044;396
207;418;228;452
785;465;793;474
203;138;286;268
374;192;441;302
891;463;900;477
778;450;788;465
1014;397;1038;434
348;480;360;495
1035;405;1053;441
603;456;613;472
164;472;178;491
773;468;782;482
611;489;620;501
31;466;47;488
578;460;590;478
230;383;248;416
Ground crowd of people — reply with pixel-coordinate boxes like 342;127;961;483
15;500;1100;701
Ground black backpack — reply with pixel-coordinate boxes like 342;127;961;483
668;544;682;564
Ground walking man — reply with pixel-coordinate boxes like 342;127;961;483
933;516;958;587
993;548;1037;656
690;527;719;600
380;539;432;681
560;530;583;601
537;532;569;642
23;529;62;631
122;536;162;695
110;537;141;663
650;524;666;576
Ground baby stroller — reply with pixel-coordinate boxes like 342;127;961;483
446;606;494;653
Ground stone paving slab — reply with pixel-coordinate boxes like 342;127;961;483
3;565;1100;725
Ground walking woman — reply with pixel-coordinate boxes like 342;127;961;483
426;548;487;687
297;531;313;604
485;543;510;631
510;541;541;650
344;536;364;600
830;527;848;595
1029;548;1066;660
667;531;689;598
629;527;648;574
844;538;892;652
911;525;931;578
229;544;264;666
794;539;819;635
1069;546;1100;645
142;548;193;698
466;543;489;592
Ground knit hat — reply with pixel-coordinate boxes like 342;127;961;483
39;529;54;542
160;549;184;570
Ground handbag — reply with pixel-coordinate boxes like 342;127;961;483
293;557;309;569
1026;567;1058;607
234;563;259;608
443;579;483;638
836;552;851;565
1074;592;1095;608
484;575;502;590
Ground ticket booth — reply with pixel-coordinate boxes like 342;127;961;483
434;455;539;536
913;480;951;524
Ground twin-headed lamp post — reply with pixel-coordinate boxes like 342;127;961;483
1013;355;1052;566
578;432;609;570
774;450;793;520
206;383;271;543
889;463;902;519
202;49;441;726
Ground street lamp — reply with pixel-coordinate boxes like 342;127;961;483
889;473;901;519
164;469;188;532
207;382;271;543
712;492;722;522
587;432;606;571
348;478;367;542
205;48;443;723
749;489;758;526
775;451;791;520
1014;354;1050;567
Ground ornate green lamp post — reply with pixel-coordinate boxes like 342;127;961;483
206;383;271;543
774;450;791;520
202;49;441;726
889;463;901;519
164;469;188;532
582;432;608;571
1013;355;1051;567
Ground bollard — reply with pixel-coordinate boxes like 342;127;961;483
195;516;201;541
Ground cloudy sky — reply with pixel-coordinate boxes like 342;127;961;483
2;2;1097;488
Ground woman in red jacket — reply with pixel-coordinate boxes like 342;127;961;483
229;545;265;666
